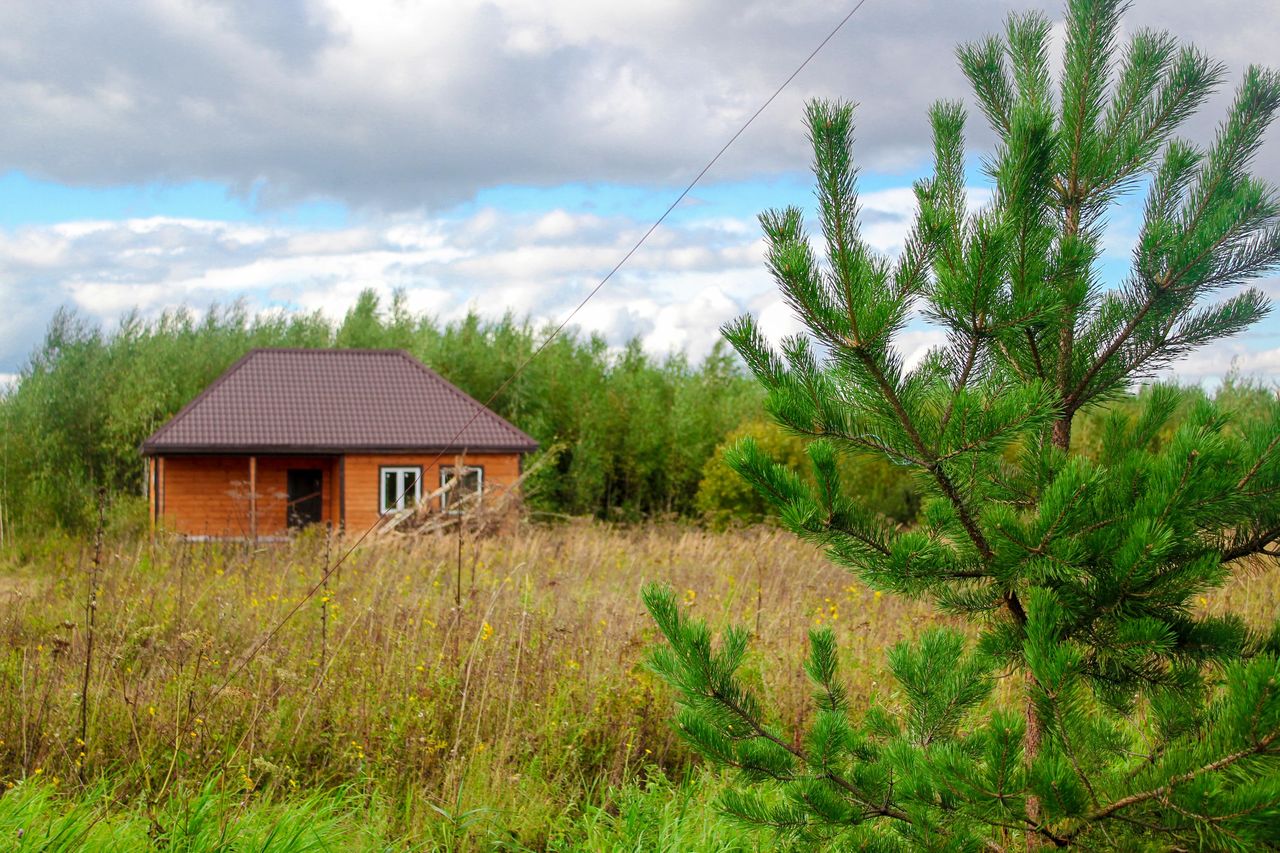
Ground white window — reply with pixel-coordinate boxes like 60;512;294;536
380;466;422;514
440;465;483;512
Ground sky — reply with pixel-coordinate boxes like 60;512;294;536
1;0;1278;389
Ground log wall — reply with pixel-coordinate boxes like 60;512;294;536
157;455;336;537
154;451;522;537
342;452;522;532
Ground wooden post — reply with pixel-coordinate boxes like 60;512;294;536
338;456;346;532
147;458;155;535
249;455;258;544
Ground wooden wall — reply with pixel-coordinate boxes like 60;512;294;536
342;452;522;532
153;451;523;538
156;455;335;537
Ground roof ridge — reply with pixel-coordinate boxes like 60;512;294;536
246;347;410;355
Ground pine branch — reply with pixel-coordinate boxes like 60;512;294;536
1222;525;1280;563
1024;328;1046;379
704;664;912;823
1091;49;1223;198
936;398;1057;463
848;340;1000;567
1236;430;1280;490
1069;286;1165;408
823;517;893;557
1063;727;1280;838
940;335;981;434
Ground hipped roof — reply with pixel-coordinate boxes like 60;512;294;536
141;348;538;456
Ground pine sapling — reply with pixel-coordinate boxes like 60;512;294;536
646;0;1280;848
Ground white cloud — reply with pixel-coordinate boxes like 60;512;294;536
898;328;950;373
0;207;772;369
0;0;1273;210
1161;339;1280;388
754;297;805;345
5;204;1279;393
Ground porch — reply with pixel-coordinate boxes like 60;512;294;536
149;454;343;539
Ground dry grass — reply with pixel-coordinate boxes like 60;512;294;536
0;523;945;845
0;523;1275;847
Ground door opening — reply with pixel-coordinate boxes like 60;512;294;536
286;469;324;529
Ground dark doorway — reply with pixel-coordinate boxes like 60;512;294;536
287;469;324;529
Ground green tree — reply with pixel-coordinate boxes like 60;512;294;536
696;419;919;527
646;1;1280;848
0;289;762;533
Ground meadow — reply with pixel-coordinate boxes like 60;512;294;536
2;523;1276;851
0;522;940;851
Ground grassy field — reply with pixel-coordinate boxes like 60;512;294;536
1;523;1276;850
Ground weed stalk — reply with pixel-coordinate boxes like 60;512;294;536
79;487;107;782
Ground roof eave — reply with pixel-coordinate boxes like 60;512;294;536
141;441;539;457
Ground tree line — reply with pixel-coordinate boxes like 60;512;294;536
0;287;1271;542
0;290;769;535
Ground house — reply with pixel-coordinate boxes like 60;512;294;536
140;348;538;538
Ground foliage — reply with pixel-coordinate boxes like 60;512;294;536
646;0;1280;848
697;420;920;528
0;296;760;533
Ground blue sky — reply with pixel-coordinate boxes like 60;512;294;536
1;0;1277;387
0;168;917;229
0;172;351;228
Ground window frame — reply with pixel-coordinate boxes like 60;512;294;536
378;465;423;515
439;465;484;512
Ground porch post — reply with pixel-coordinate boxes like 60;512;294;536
338;456;346;531
249;455;258;543
148;458;156;535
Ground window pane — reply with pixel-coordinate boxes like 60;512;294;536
438;466;481;511
383;471;396;512
404;471;418;506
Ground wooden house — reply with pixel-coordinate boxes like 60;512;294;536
140;348;537;538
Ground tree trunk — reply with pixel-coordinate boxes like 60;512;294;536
1025;671;1044;848
1028;412;1071;846
1052;414;1072;452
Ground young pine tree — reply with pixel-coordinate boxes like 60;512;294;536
645;1;1280;848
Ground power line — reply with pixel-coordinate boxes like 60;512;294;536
192;0;875;716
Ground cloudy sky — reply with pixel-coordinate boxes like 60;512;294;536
2;0;1278;386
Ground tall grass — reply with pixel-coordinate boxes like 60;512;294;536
0;766;762;851
1;523;1275;849
0;777;389;851
0;524;943;847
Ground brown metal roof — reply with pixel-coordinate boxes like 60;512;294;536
141;349;538;456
